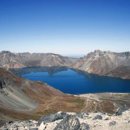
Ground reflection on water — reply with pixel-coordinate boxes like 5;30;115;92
13;67;130;94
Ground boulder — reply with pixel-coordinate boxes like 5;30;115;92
0;120;6;127
93;114;102;120
80;123;90;130
54;115;80;130
38;112;67;124
109;121;116;126
77;112;88;119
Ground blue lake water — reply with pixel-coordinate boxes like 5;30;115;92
21;67;130;94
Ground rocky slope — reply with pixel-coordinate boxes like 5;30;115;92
0;68;85;120
1;110;130;130
74;50;130;79
107;66;130;79
0;51;77;69
0;51;25;69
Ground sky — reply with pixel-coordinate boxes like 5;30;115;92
0;0;130;56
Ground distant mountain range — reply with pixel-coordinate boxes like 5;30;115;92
0;50;130;79
0;51;77;68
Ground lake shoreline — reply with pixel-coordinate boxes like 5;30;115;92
11;67;130;94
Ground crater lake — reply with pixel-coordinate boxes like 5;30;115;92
14;67;130;94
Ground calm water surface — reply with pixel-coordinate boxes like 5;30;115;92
21;67;130;94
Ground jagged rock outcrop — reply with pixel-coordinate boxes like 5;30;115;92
54;115;81;130
38;112;67;124
1;110;130;130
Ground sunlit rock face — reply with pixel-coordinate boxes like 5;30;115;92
74;50;130;79
0;51;25;69
0;51;78;69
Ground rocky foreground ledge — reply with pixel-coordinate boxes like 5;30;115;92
1;110;130;130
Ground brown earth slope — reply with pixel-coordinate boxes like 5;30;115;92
0;68;130;121
0;68;84;120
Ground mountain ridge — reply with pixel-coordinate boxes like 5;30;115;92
73;50;130;79
0;50;130;79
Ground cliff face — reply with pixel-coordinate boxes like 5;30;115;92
0;51;25;69
0;51;77;69
74;50;130;79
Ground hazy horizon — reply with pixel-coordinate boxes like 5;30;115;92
1;49;130;58
0;0;130;56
